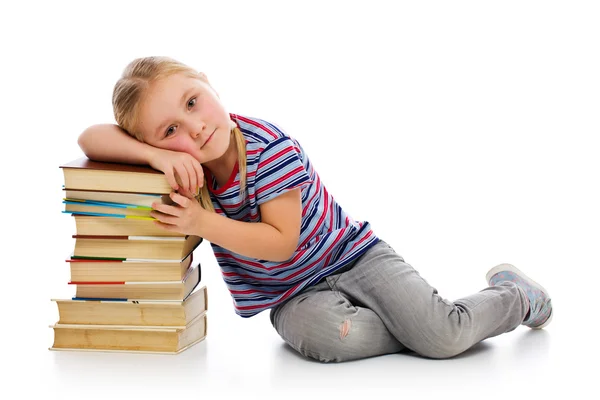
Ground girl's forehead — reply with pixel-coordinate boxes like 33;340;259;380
148;75;206;103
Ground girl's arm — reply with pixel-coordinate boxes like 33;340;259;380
78;124;157;165
77;124;203;193
203;189;302;262
153;188;302;262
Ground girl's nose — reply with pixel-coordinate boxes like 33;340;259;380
190;120;206;138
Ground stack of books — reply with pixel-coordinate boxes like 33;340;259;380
49;157;207;354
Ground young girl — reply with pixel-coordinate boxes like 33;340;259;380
77;56;553;362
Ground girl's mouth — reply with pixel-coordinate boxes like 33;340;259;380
201;129;216;148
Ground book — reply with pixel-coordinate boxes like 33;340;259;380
63;200;154;219
71;215;184;237
50;311;207;354
67;253;193;282
70;262;201;301
64;189;172;208
60;157;172;194
52;285;207;327
72;234;202;260
52;157;209;354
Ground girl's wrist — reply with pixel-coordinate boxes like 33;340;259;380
144;145;161;166
195;207;215;240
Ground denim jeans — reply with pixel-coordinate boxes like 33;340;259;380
270;240;529;362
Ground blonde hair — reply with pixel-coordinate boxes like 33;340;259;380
112;56;246;212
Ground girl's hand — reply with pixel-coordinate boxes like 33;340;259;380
148;149;203;194
151;192;207;237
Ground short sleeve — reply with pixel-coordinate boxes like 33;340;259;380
255;136;313;205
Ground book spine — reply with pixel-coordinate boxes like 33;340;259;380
72;235;184;241
63;210;155;220
64;199;153;209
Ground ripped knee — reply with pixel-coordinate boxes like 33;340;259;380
339;319;351;340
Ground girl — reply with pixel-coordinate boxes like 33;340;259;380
77;56;553;363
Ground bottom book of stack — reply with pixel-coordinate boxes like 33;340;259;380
49;285;207;354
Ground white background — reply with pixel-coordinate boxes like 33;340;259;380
1;1;599;399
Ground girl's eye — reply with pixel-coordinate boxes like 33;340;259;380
165;126;176;137
187;97;196;109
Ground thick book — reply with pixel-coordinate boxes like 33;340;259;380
52;285;207;327
49;312;207;354
63;199;154;219
64;189;172;208
67;253;193;282
70;263;201;301
71;215;185;237
72;234;202;260
60;157;172;194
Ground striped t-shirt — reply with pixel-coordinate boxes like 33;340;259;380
205;114;379;317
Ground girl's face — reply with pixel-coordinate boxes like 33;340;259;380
137;73;233;164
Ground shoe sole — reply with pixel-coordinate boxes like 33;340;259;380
486;263;553;329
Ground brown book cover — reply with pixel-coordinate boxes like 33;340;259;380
60;157;172;194
61;157;164;174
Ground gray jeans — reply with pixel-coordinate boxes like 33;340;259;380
270;240;529;362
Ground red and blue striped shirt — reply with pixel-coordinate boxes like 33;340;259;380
205;114;379;317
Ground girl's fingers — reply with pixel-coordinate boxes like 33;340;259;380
183;163;196;194
181;188;196;199
192;160;204;189
170;191;191;207
153;220;176;230
174;165;190;192
150;211;177;225
165;169;179;191
151;203;182;217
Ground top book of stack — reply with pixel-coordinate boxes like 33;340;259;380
60;157;172;194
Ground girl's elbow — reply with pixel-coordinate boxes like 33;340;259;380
77;134;90;155
77;126;97;155
280;238;298;261
267;240;297;263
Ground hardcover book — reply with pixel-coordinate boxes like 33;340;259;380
53;285;207;327
67;253;193;282
72;235;202;260
60;157;172;194
70;263;201;301
71;215;185;237
64;189;172;208
50;312;207;354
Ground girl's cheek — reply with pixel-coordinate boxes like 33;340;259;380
168;137;198;155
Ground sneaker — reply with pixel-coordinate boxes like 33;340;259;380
486;263;553;329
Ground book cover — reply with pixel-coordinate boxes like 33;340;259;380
67;253;193;282
70;262;202;301
63;199;154;218
60;157;172;194
72;235;203;260
52;285;207;327
64;188;172;207
71;214;184;236
49;312;207;353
